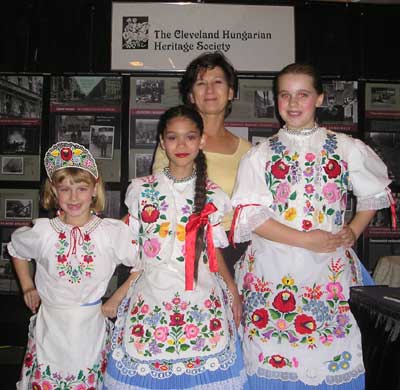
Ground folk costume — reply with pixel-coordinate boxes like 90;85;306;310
231;127;392;389
104;170;248;390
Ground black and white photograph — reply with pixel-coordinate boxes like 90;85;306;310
1;156;23;175
0;126;40;154
56;115;92;147
5;199;33;219
90;125;114;159
371;87;396;106
0;75;43;119
249;128;277;146
136;79;165;104
135;153;153;177
103;191;121;218
132;118;159;147
316;81;358;124
254;89;275;118
1;243;10;261
122;16;149;50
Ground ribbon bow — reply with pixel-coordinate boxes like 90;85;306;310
228;203;261;247
67;226;84;256
185;202;218;291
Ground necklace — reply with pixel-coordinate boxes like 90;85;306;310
282;124;320;136
163;167;197;183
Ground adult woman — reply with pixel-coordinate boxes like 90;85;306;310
152;52;251;275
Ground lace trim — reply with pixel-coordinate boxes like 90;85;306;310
233;206;272;243
163;167;197;183
49;215;102;234
104;367;248;390
356;192;390;211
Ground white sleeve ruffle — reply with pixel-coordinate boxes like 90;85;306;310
356;190;391;211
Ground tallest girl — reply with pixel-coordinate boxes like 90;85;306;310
153;52;251;275
231;63;392;389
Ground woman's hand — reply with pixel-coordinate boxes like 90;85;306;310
228;284;242;329
23;287;41;313
335;225;357;248
101;296;120;319
303;229;344;253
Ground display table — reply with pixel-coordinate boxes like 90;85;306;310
349;286;400;390
373;256;400;287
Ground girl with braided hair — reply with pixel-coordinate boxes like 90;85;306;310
104;105;247;389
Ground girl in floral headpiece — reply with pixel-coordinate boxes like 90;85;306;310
8;142;141;390
103;105;248;389
230;63;393;390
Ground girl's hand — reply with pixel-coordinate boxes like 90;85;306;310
335;225;357;248
303;229;343;253
228;284;242;329
23;287;41;313
101;296;120;319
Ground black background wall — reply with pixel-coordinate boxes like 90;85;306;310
0;0;399;79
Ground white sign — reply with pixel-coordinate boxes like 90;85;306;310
111;2;295;72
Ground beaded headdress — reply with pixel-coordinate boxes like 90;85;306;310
44;142;98;180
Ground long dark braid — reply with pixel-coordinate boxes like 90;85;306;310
193;149;207;282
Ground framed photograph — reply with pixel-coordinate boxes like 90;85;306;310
103;191;121;218
5;199;33;220
1;243;10;261
249;127;277;145
90;125;115;160
135;152;153;178
0;126;40;155
254;88;275;118
136;79;165;104
2;156;23;175
132;118;159;148
55;115;92;147
371;87;396;106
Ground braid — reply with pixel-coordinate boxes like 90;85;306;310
193;149;207;282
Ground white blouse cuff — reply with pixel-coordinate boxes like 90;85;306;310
356;190;391;211
233;205;273;243
211;224;229;248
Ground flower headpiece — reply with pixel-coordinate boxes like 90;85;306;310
44;142;98;180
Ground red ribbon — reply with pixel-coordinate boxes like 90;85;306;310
185;202;218;291
387;188;397;230
67;226;84;256
228;203;261;247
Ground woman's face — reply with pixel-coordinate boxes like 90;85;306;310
189;66;234;117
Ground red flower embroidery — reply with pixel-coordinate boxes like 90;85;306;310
302;220;313;231
272;290;296;313
269;354;286;368
169;313;185;326
209;318;222;331
57;255;68;263
271;159;290;179
131;306;139;316
131;324;144;337
59;232;66;240
251;308;269;329
84;233;91;241
294;314;317;334
101;358;107;373
83;255;93;263
141;204;160;223
60;147;73;161
323;159;341;179
32;383;41;390
214;299;221;308
24;352;33;368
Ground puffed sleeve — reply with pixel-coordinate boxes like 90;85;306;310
345;135;391;211
207;182;232;248
231;143;275;242
7;219;49;261
124;178;142;237
152;145;169;173
105;219;141;271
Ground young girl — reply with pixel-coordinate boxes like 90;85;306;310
230;63;392;389
8;142;141;390
103;105;248;389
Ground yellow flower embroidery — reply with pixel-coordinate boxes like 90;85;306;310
292;152;299;161
176;224;185;241
51;150;60;157
282;276;294;286
284;208;297;221
74;148;83;156
159;222;170;238
317;211;324;224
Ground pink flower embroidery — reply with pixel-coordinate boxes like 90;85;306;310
275;182;291;203
143;238;161;257
322;183;341;204
141;304;149;314
243;272;255;290
304;184;315;194
42;381;53;390
305;153;316;162
204;299;212;308
172;297;181;305
154;326;169;342
326;282;345;300
184;324;200;339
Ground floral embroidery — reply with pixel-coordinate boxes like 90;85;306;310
242;253;353;354
55;230;95;284
326;351;353;372
127;290;225;357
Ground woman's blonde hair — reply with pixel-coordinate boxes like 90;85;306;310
42;167;105;212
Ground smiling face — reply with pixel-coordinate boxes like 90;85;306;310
189;66;234;117
277;73;324;130
53;175;97;226
160;116;205;178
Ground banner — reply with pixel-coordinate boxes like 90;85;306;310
111;2;294;72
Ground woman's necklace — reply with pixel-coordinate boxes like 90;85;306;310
163;167;196;183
